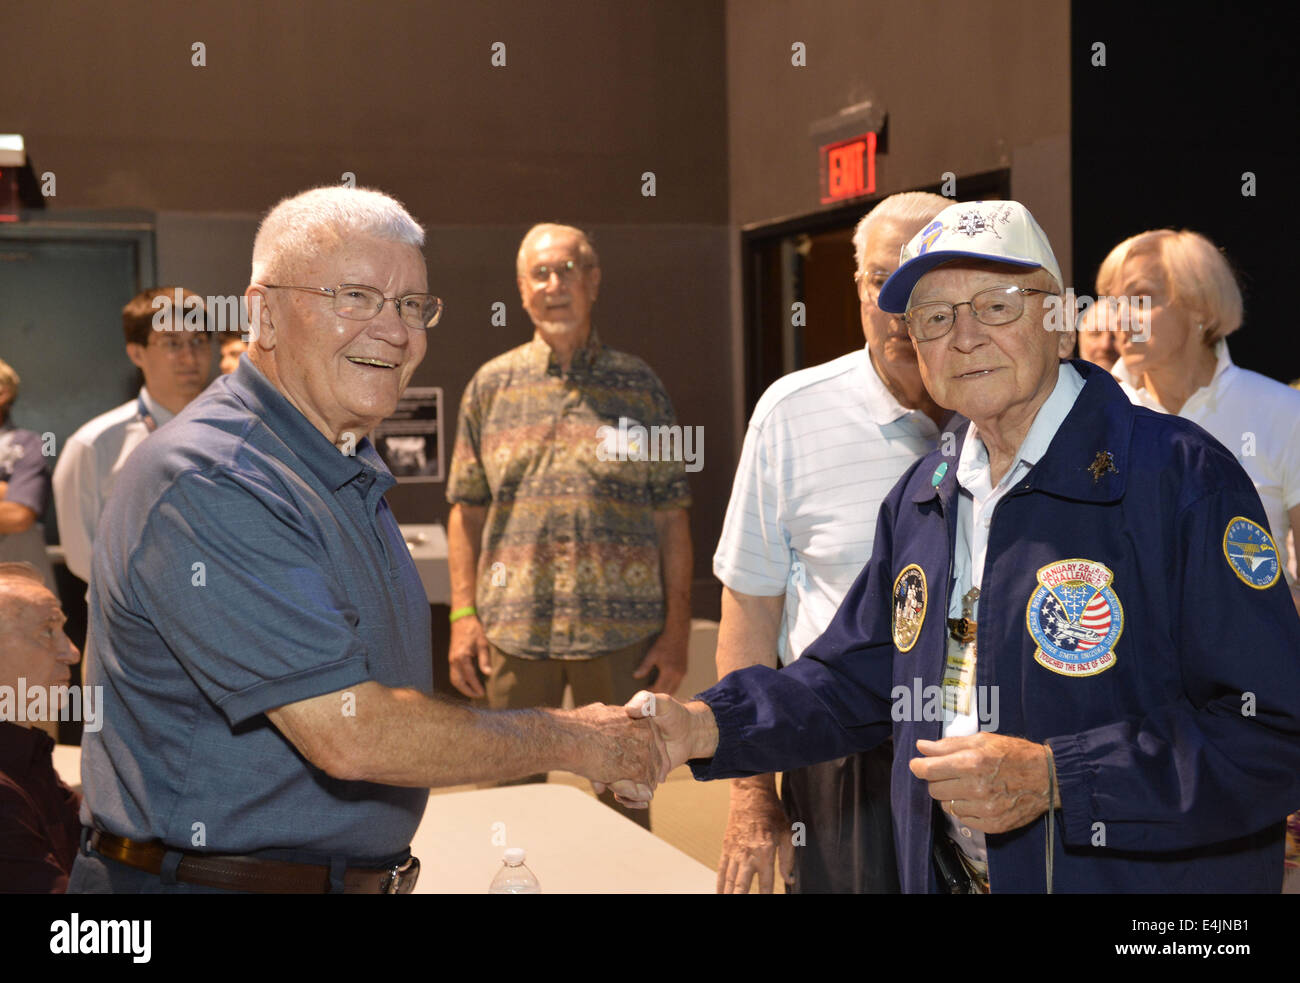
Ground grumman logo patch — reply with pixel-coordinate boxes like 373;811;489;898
1222;516;1280;589
1026;558;1123;677
892;564;927;653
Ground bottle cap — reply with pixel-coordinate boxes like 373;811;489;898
504;847;526;865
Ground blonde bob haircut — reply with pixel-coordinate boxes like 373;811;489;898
1096;229;1244;344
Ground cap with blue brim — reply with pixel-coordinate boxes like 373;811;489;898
877;200;1062;315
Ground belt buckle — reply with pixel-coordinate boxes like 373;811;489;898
379;855;420;894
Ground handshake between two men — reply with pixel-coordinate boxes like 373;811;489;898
584;690;1056;837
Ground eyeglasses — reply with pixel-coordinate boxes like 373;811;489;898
524;260;592;286
149;334;212;354
904;286;1057;342
261;283;443;330
854;270;892;304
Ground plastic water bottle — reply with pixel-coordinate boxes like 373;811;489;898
489;847;541;894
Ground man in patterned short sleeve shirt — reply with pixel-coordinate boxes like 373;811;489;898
446;223;693;827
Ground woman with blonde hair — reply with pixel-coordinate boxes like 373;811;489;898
1098;229;1300;613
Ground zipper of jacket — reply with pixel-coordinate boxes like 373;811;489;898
989;480;1055;894
936;491;955;891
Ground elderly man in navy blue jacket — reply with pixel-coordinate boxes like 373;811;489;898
622;201;1300;893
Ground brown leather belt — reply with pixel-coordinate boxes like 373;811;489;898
89;831;419;894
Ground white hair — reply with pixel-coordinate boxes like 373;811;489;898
516;223;599;276
852;191;952;272
251;186;425;284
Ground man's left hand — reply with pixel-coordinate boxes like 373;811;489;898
633;631;688;696
909;733;1055;834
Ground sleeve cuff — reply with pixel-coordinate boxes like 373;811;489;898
1047;733;1098;847
685;685;750;781
446;494;492;506
713;561;789;597
217;655;373;726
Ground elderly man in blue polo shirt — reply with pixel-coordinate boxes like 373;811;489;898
626;201;1300;893
68;186;665;894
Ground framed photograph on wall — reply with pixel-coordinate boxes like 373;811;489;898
373;386;443;483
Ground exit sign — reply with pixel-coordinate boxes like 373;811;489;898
819;132;876;204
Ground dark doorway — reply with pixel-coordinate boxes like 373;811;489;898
741;170;1011;416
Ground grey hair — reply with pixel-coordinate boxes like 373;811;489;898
852;191;952;272
251;186;425;285
516;223;599;276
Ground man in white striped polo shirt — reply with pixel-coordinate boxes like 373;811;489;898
713;191;953;893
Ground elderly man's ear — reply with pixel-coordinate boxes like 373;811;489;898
244;287;276;352
1057;327;1076;359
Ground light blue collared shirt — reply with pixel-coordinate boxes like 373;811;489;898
944;362;1086;858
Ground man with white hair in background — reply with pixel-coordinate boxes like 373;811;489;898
69;188;665;894
712;191;951;893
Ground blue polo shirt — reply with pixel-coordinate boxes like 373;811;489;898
692;360;1300;893
80;358;432;862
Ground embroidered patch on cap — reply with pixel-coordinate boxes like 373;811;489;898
1222;516;1280;589
892;564;927;653
1026;558;1123;678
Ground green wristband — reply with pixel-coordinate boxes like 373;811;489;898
448;605;477;624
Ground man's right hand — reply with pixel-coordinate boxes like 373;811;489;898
448;615;493;698
718;777;795;893
600;691;719;809
568;702;667;804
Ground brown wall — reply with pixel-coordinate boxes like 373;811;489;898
8;0;729;223
725;0;1071;253
5;0;734;607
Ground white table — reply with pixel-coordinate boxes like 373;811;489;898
52;743;83;792
398;523;450;605
412;783;714;894
50;747;714;893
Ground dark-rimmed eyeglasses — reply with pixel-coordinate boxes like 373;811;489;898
261;283;443;330
904;286;1057;342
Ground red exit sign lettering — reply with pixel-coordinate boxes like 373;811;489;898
819;132;876;204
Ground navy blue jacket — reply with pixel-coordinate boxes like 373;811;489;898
693;361;1300;892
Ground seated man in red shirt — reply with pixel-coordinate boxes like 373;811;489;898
0;562;83;892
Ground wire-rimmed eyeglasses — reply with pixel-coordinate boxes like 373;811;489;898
904;286;1056;342
524;260;593;286
261;283;443;330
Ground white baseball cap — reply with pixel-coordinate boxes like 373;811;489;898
877;200;1062;314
